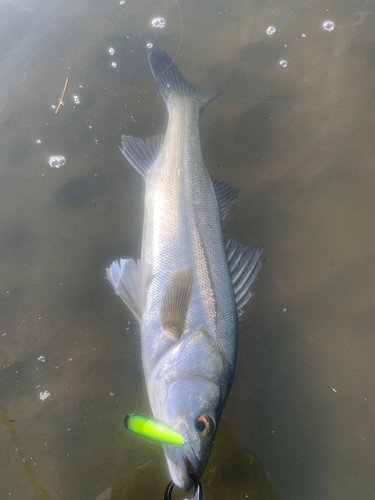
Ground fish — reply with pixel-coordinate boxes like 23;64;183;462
107;50;263;492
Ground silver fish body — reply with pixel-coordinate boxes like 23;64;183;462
107;51;263;491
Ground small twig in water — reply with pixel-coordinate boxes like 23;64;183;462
55;77;68;114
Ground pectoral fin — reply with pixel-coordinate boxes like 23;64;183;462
120;134;164;179
106;259;153;324
160;266;194;338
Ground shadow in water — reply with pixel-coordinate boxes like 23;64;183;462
95;419;284;500
0;400;50;500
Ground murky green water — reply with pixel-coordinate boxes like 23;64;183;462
1;0;374;499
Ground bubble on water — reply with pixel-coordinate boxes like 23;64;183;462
146;42;153;49
73;95;80;105
37;356;45;362
109;47;115;55
279;60;288;68
302;33;306;37
36;139;41;144
323;20;335;31
111;61;117;68
48;156;66;168
266;26;276;35
119;0;125;4
152;17;166;29
39;391;51;401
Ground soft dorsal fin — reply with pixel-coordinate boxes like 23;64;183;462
225;238;264;318
120;134;164;179
106;259;153;324
211;178;240;219
160;266;194;338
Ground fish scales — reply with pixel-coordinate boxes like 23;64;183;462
107;50;263;492
141;96;237;380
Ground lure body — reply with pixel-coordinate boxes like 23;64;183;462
125;413;185;446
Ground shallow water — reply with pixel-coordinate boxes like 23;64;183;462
1;0;375;499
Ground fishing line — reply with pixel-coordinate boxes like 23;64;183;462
160;0;183;75
155;3;375;118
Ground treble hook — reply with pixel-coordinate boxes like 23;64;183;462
164;474;203;500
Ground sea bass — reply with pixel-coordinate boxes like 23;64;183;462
107;50;263;491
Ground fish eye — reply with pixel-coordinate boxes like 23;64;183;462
196;420;206;432
194;414;213;436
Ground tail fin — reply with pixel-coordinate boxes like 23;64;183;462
148;50;223;113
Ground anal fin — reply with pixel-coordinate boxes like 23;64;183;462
106;259;153;324
160;266;194;338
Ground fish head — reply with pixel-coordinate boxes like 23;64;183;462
149;325;231;490
162;374;222;490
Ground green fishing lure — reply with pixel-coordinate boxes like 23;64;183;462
124;413;185;446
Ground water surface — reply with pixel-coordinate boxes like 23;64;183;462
1;0;374;499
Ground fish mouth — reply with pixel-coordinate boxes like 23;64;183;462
165;449;191;490
163;421;200;491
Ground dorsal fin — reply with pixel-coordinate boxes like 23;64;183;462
106;259;153;324
225;238;264;318
160;266;194;338
211;178;240;219
120;134;164;179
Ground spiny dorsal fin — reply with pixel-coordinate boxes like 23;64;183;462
225;238;264;318
211;178;240;220
160;265;194;337
106;259;153;324
120;134;164;179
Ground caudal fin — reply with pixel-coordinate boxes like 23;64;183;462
148;50;222;112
